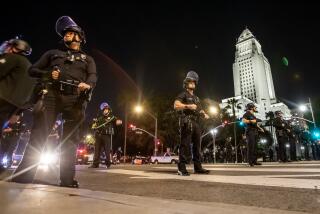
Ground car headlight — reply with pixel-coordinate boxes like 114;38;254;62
2;157;8;165
39;153;58;165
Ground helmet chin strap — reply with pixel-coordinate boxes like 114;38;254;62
64;35;81;48
185;80;196;90
187;86;195;91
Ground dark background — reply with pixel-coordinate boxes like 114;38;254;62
1;1;319;122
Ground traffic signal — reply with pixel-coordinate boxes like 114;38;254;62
313;130;320;139
239;120;244;126
223;120;228;125
129;124;136;130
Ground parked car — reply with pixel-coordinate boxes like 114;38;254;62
151;153;178;164
76;144;94;165
132;156;150;165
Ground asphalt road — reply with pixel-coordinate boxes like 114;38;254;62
1;161;320;213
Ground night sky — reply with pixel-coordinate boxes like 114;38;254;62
1;2;318;117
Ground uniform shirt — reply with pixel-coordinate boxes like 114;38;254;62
28;46;97;88
273;117;287;130
273;116;289;137
92;114;117;135
242;111;257;131
175;90;202;116
0;53;35;107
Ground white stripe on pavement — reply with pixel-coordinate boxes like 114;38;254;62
154;166;320;173
103;169;320;190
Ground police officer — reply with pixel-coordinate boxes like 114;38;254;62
0;38;34;136
286;120;297;161
174;71;210;176
0;114;24;171
12;16;97;187
242;103;264;167
89;102;122;168
273;111;289;162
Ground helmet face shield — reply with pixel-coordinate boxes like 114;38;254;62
2;39;32;56
56;16;86;44
100;102;110;111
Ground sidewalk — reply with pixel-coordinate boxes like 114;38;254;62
0;181;308;214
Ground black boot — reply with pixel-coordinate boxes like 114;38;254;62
59;180;79;188
194;162;210;174
177;162;190;176
194;168;210;174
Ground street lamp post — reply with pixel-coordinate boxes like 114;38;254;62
123;109;128;163
210;129;218;164
308;97;316;128
134;105;158;156
202;126;222;164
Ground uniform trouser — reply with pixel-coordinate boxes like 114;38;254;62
0;98;17;137
13;93;85;184
178;120;203;172
277;136;287;162
246;130;257;165
93;133;111;166
289;138;297;161
0;136;19;166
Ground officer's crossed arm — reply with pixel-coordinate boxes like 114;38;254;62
3;127;13;133
242;117;256;124
115;119;122;126
174;100;197;111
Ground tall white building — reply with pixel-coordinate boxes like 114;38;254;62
220;28;291;120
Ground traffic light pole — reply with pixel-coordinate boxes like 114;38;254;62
124;110;127;164
309;97;316;128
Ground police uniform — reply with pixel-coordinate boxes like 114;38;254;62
242;109;259;166
286;123;297;161
12;17;97;187
0;120;23;168
0;39;34;136
273;114;289;162
90;106;118;168
176;90;208;175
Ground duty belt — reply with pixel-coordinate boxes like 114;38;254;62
48;80;80;96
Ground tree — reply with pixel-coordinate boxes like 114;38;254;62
224;98;242;162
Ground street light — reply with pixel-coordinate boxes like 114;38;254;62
134;104;158;156
299;105;307;112
134;105;143;114
209;106;218;115
298;98;316;128
86;134;93;140
260;139;267;144
210;129;218;135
